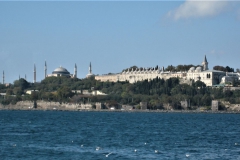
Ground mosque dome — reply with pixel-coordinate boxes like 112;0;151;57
52;66;70;75
86;73;95;78
188;67;195;72
195;66;202;72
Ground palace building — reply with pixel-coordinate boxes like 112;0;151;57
95;55;240;86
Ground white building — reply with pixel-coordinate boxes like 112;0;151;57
95;68;187;84
95;55;238;86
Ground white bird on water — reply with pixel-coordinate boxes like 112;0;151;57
106;152;112;157
81;144;84;147
186;154;190;158
134;149;137;152
155;150;158;153
96;147;101;151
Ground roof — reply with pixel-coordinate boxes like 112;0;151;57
52;66;70;75
201;70;226;73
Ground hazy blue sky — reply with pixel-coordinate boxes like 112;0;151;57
1;1;240;83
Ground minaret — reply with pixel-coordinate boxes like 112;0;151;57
33;64;36;83
86;62;94;78
202;55;209;71
25;74;27;80
44;61;47;78
89;62;92;74
2;71;4;84
74;63;77;78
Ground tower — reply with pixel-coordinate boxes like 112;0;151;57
2;71;4;84
89;62;92;74
202;55;208;71
86;62;94;78
74;63;77;78
25;74;27;80
45;61;47;78
34;64;36;83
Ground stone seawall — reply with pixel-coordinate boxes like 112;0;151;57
0;100;79;110
1;100;240;112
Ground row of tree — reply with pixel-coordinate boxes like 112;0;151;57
213;65;234;72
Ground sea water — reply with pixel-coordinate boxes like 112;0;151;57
0;110;240;160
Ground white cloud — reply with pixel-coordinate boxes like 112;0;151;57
167;0;229;20
209;49;225;55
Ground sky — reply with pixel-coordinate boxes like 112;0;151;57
1;1;240;83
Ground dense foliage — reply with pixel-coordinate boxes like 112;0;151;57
213;65;234;72
122;64;198;72
164;64;197;72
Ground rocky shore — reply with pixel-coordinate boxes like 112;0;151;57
1;105;240;114
1;100;240;114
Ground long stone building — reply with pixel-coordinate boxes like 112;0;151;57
95;55;239;86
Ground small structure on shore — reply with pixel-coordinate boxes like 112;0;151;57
140;102;147;110
212;100;219;111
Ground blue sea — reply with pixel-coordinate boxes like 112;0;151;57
0;111;240;160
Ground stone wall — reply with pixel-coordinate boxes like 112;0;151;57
211;100;219;111
0;101;100;110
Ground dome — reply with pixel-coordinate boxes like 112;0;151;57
195;66;202;72
188;67;195;72
52;66;70;75
190;67;195;70
86;73;95;78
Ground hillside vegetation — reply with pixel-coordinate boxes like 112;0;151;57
0;76;240;109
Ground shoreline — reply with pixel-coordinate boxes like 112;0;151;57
0;108;240;114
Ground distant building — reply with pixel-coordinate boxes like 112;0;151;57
95;55;239;86
186;56;226;86
26;90;39;95
47;65;76;78
220;72;239;85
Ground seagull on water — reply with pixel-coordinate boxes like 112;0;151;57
134;149;137;152
186;154;190;158
155;150;158;153
106;152;112;157
96;147;101;151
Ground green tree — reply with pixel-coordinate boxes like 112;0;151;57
14;78;29;90
57;86;73;102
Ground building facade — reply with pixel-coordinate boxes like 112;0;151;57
95;55;239;86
